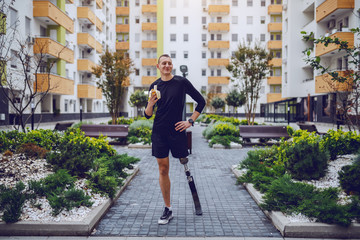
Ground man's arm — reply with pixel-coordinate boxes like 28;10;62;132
144;94;158;118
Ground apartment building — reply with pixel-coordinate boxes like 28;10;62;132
273;0;359;124
0;0;115;125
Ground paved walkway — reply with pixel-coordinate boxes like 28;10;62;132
93;125;281;238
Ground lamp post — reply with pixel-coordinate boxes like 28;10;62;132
180;65;188;121
80;105;83;122
31;102;35;130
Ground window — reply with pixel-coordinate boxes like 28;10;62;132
202;0;206;7
216;34;221;40
147;68;151;76
202;16;207;24
232;34;238;42
232;0;238;7
247;16;253;25
260;33;265;41
211;69;214;76
135;17;140;24
210;34;215;40
184;16;189;24
184;0;189;8
170;34;176;42
170;52;176;58
25;17;31;36
135;33;140;42
202;51;206;58
202;69;206;76
65;100;68;113
216;69;221;76
261;16;265;24
202;34;207;41
170;16;176;24
247;0;253;7
9;7;17;29
184;51;188;59
170;0;176;8
183;33;189;42
261;0;266;6
211;51;215;58
135;69;140;76
135;51;140;58
10;50;17;68
247;34;253;42
135;0;140;6
271;33;282;40
232;16;238;24
216;52;221;58
216;17;222;23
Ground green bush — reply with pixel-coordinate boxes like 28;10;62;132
209;135;241;148
108;117;134;125
285;138;329;180
0;182;26;223
202;121;239;140
128;119;153;144
322;129;360;160
339;153;360;195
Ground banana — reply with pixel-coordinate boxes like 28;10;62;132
148;85;161;100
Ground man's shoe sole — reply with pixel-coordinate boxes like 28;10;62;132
158;215;173;225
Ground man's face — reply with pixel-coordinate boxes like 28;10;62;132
157;56;173;75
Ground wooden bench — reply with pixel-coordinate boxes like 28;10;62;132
239;125;290;142
80;124;129;139
54;122;74;131
298;123;326;135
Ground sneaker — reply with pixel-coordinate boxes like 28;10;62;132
158;207;173;225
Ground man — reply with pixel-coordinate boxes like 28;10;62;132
144;54;206;224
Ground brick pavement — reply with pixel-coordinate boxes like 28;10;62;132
94;124;281;238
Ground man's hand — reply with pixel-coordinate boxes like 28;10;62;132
175;121;192;132
147;94;159;107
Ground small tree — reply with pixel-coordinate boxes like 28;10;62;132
302;29;360;131
227;42;272;125
93;50;133;124
210;97;225;113
129;90;147;117
225;89;246;114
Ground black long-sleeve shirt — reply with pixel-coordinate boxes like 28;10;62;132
145;75;206;134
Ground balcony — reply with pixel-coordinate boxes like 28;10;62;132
96;41;102;54
208;23;230;32
116;41;130;50
116;24;130;33
208;41;230;49
268;4;283;14
208;5;230;15
268;58;282;67
267;93;283;103
208;93;227;99
142;76;157;85
34;73;74;95
96;16;103;32
208;59;229;66
316;0;354;23
268;22;282;32
315;71;353;93
77;59;97;72
142;5;157;14
116;7;129;15
66;0;74;3
34;38;74;63
267;76;282;85
77;84;100;99
33;1;74;33
315;31;354;56
142;58;157;66
142;22;157;31
77;33;96;50
208;76;230;85
142;40;157;49
96;0;103;9
77;7;96;25
267;40;282;49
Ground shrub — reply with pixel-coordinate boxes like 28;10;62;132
322;129;360;160
16;143;48;159
0;182;26;223
285;138;329;180
339;153;360;195
108;116;134;125
209;135;241;148
128;119;153;144
202;121;239;140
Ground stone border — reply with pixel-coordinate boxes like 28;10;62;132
0;166;139;236
231;166;360;239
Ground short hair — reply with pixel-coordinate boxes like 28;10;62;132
158;54;171;63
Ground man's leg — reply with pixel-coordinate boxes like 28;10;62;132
157;157;173;224
157;157;171;207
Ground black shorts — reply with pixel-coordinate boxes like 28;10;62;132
151;131;189;159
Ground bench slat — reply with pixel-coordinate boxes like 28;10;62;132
239;125;290;139
80;124;129;138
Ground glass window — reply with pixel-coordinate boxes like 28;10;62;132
261;0;265;6
135;17;140;24
184;16;189;24
202;16;207;24
170;17;176;24
202;51;206;58
183;33;189;42
170;0;176;8
170;34;176;42
261;16;265;24
170;52;176;58
10;7;17;28
260;33;265;41
135;69;140;76
216;69;221;76
232;16;238;24
217;52;221;58
135;51;140;58
202;69;206;76
10;50;17;68
202;34;207;41
247;0;253;7
232;34;238;42
135;0;140;6
216;34;221;40
247;16;253;25
247;34;253;42
184;51;188;58
232;0;238;7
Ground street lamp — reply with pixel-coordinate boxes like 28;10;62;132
180;65;188;121
80;105;83;122
31;101;35;130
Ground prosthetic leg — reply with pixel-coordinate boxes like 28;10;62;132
179;157;202;215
